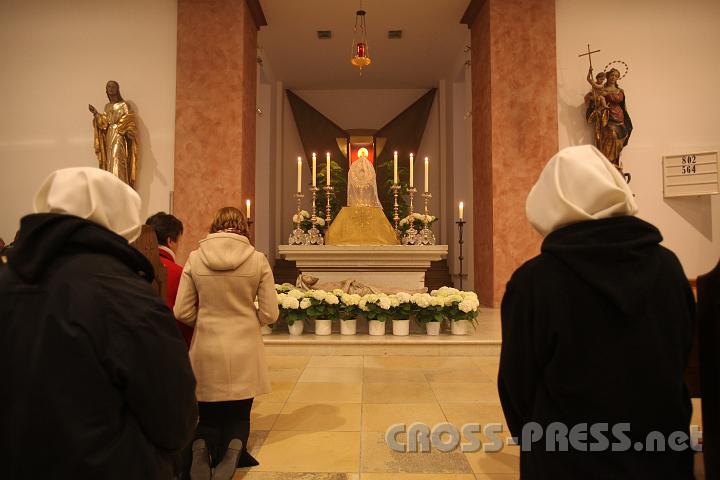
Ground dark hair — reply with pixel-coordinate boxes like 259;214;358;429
210;207;248;236
146;212;184;246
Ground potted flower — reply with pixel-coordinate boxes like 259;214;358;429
277;289;308;335
305;289;342;336
340;292;363;335
413;292;444;335
390;292;415;336
439;289;480;335
359;294;393;336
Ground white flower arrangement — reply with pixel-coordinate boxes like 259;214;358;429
399;212;437;227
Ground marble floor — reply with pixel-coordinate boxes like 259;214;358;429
235;354;705;480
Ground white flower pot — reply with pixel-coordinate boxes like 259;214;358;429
368;320;386;336
341;319;357;335
425;322;441;336
451;320;469;335
260;325;273;335
392;319;410;336
314;319;332;336
288;321;304;336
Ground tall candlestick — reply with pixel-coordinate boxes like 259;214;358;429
312;153;317;187
297;157;302;193
459;201;464;221
393;151;398;184
409;153;414;188
326;152;331;186
246;199;251;219
424;157;429;193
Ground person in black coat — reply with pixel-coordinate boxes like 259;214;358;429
499;145;696;479
0;167;197;480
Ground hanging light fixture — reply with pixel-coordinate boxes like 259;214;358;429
351;1;371;73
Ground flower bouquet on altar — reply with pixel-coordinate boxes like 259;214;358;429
292;210;327;234
398;212;437;234
434;287;480;335
304;289;342;335
276;288;310;335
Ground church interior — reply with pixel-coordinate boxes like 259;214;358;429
1;0;719;478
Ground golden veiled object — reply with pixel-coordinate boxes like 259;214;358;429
325;207;399;246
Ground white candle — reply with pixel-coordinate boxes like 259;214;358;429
326;152;331;186
246;199;251;219
393;151;398;184
424;157;429;193
459;201;464;221
312;153;317;187
297;157;302;193
409;153;414;188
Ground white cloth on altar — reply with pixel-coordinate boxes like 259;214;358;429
347;156;382;208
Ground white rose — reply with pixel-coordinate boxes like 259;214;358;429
282;296;300;309
288;289;304;300
300;298;312;309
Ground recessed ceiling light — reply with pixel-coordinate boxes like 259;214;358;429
388;30;402;39
317;30;332;39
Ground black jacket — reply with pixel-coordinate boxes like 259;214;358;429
499;216;695;479
699;260;720;479
0;214;197;479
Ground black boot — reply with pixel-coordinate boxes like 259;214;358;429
212;438;244;480
189;439;212;480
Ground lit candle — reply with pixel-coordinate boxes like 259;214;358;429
246;199;251;219
326;152;331;186
393;151;397;185
312;153;317;187
297;156;302;193
424;157;429;193
409;153;414;188
459;201;464;221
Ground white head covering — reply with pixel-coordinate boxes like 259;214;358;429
526;145;638;237
33;167;142;242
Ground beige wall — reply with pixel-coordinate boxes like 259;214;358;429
0;0;178;243
556;0;720;279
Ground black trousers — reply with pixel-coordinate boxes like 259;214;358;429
197;399;254;466
181;398;256;475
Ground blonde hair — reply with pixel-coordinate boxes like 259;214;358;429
210;206;248;236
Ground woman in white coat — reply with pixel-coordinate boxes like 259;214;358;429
174;207;278;479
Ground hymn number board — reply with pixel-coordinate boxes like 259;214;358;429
663;151;720;197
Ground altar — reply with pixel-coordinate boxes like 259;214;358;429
277;244;448;290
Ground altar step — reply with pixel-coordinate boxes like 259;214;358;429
272;258;454;290
263;308;500;357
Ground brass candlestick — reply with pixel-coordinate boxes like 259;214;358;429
402;186;418;245
391;183;401;236
307;186;324;245
323;184;334;225
288;192;306;245
418;192;436;245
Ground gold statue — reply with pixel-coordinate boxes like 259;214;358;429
89;81;138;189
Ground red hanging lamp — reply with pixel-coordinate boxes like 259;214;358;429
351;2;371;73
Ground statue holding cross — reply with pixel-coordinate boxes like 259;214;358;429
578;44;633;179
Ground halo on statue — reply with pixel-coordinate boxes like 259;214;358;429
358;147;369;157
603;60;629;79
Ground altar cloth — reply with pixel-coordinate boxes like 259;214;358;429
325;206;400;246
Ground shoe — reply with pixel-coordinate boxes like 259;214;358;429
237;449;259;468
212;438;244;480
190;439;212;480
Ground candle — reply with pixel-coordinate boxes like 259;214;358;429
409;153;414;188
459;201;464;221
246;199;251;219
393;151;398;184
424;157;429;193
297;157;302;193
326;152;331;186
312;153;317;187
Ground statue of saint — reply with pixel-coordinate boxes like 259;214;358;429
347;147;381;207
585;67;633;173
89;81;139;189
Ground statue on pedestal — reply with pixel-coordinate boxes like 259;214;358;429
89;81;139;189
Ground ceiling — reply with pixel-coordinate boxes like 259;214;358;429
258;0;470;89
